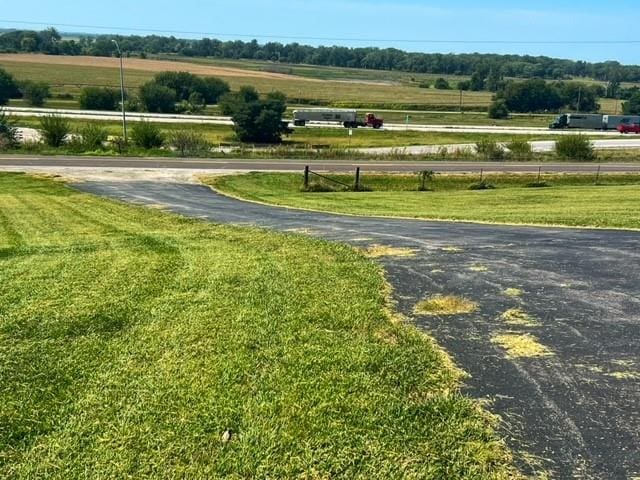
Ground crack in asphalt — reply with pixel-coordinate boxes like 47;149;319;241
74;181;640;480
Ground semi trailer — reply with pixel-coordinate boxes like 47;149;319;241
549;113;640;130
603;115;640;130
293;108;383;128
549;113;604;129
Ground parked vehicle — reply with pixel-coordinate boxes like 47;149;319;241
293;108;383;128
617;123;640;134
549;113;604;129
603;115;640;130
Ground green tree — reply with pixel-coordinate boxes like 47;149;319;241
485;69;503;92
488;99;509;119
556;82;600;112
622;91;640;115
20;81;51;107
198;77;231;104
469;71;485;91
500;79;563;113
220;86;288;143
0;68;20;105
79;87;121;111
139;82;176;113
434;78;451;90
39;115;70;147
153;71;230;104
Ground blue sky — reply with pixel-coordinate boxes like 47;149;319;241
1;1;637;64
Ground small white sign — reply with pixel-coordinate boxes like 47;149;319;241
349;128;353;136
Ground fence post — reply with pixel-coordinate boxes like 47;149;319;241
537;166;542;184
595;164;601;185
304;165;309;189
480;168;484;182
354;167;361;192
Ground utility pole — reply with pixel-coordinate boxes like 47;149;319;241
577;86;582;112
459;88;463;114
112;40;127;143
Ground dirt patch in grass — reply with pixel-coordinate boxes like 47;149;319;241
500;308;540;327
364;244;418;258
491;333;554;359
414;295;479;316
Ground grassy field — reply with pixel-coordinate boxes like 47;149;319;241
207;173;640;229
0;173;517;479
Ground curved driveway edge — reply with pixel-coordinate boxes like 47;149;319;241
75;181;640;479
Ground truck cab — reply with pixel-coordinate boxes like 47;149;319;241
549;114;568;129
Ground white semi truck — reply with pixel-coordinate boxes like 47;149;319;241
293;108;384;128
550;113;640;130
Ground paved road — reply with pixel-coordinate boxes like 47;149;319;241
3;106;626;136
2;154;640;174
74;180;640;480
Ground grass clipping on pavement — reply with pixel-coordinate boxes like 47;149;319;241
414;295;479;316
0;173;518;479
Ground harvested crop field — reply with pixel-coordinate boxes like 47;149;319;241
0;53;318;81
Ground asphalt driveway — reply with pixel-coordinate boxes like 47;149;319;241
75;181;640;479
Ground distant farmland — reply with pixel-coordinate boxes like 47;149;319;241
0;53;493;110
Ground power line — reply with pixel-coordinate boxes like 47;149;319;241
2;19;640;45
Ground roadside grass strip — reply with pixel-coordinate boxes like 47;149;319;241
0;173;518;479
414;295;479;316
491;333;554;359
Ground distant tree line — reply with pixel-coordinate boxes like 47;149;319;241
3;28;640;83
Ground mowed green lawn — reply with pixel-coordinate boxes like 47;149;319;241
208;173;640;229
0;173;516;479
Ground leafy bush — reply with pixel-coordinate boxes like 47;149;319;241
131;121;165;149
469;180;496;190
78;123;108;150
417;170;434;191
526;181;551;188
0;109;19;149
476;139;506;160
169;130;211;156
39;115;70;147
139;82;176;113
506;138;533;160
79;87;121;111
488;99;509;119
555;135;596;161
20;81;51;107
418;81;431;89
